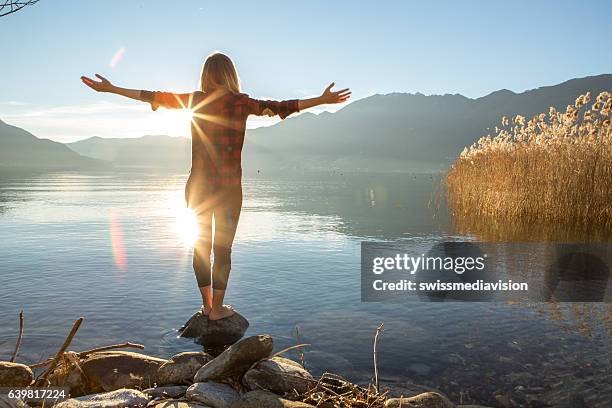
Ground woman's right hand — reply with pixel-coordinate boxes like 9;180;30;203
80;74;114;93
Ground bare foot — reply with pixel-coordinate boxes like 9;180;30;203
201;305;211;316
208;305;235;321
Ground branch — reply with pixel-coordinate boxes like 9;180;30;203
10;310;24;363
373;322;384;393
0;1;40;18
35;317;84;386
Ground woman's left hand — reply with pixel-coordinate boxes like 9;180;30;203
319;83;351;104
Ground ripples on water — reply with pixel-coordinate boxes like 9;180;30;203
0;170;609;406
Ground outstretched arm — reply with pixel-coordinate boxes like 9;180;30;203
298;82;351;111
80;74;192;110
250;83;351;118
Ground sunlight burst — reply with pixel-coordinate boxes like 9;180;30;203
169;194;199;248
175;206;199;248
155;109;194;136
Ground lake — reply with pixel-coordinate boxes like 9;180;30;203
0;170;609;406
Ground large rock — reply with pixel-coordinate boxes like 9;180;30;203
49;351;167;396
157;352;212;385
0;362;33;387
243;357;313;395
55;388;150;408
385;392;456;408
186;382;239;408
231;390;315;408
0;394;29;408
144;385;188;399
194;335;273;382
154;401;211;408
179;310;249;348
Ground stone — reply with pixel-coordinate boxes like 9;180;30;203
157;352;212;385
385;392;455;408
179;310;249;347
54;388;150;408
0;394;29;408
231;390;316;408
144;385;188;399
194;335;273;382
242;357;313;394
154;401;211;408
0;362;33;387
49;351;167;396
186;382;239;408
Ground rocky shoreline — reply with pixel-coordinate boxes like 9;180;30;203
0;310;492;408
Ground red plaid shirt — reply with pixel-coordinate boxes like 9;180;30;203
141;89;299;188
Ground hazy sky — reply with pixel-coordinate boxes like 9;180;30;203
1;0;611;142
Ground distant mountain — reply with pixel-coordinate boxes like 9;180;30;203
244;74;612;172
67;135;190;170
11;74;609;173
0;119;105;169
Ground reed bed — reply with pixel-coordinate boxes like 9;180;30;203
446;91;612;239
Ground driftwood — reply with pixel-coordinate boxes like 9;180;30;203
10;310;24;362
29;342;145;369
35;317;84;386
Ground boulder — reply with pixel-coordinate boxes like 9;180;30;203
49;351;167;396
179;310;249;348
157;352;212;385
242;357;313;394
154;401;211;408
144;385;188;399
0;394;29;408
231;390;316;408
55;388;150;408
194;335;273;382
0;362;33;387
385;392;455;408
186;382;239;408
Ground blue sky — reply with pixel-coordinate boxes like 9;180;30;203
1;0;611;142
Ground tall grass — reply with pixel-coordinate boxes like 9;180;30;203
445;91;612;241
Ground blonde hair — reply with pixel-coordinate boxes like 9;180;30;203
199;52;241;94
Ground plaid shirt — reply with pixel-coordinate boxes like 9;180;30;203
141;89;299;189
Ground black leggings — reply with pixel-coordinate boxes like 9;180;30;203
187;181;242;290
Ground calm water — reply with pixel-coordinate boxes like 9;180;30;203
0;170;610;406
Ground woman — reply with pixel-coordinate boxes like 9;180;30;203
81;52;350;320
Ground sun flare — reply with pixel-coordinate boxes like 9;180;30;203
175;206;199;247
169;195;199;247
153;109;194;138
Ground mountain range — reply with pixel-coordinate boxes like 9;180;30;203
1;74;610;172
0;119;104;169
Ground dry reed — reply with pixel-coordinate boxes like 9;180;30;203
445;91;612;240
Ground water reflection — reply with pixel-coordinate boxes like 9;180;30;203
449;208;612;242
0;170;610;407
